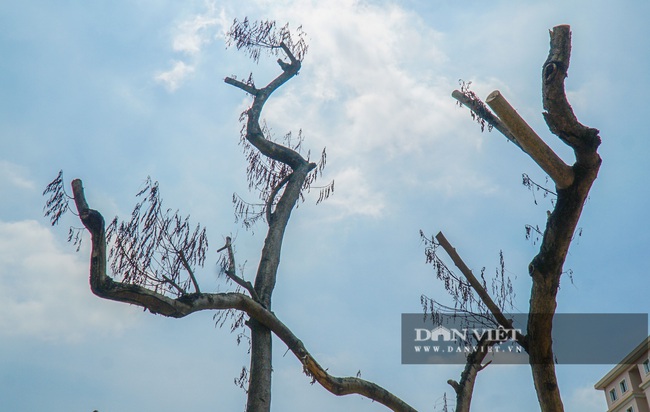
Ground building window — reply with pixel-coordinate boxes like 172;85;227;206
626;407;634;412
620;379;628;393
643;359;650;375
610;388;618;402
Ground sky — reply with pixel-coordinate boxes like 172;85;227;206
1;0;649;411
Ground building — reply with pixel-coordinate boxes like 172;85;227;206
595;337;650;412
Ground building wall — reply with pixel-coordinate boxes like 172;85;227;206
595;337;650;412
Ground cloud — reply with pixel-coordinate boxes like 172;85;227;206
155;1;229;91
0;160;35;191
155;60;196;91
244;0;491;214
0;220;135;343
324;167;385;218
172;3;227;54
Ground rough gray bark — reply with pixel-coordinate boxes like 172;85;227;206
225;42;315;412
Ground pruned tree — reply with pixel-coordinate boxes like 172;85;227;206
44;18;414;412
44;19;599;412
421;24;600;411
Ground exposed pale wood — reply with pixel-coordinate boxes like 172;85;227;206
485;90;574;189
451;90;521;149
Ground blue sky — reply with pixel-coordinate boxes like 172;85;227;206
1;0;648;410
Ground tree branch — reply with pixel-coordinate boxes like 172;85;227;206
435;233;510;328
225;38;312;412
448;336;496;412
224;77;258;96
525;25;601;412
279;42;298;66
542;25;601;164
217;236;261;303
71;178;416;412
226;46;307;171
451;89;521;149
177;249;201;294
265;173;291;224
485;90;574;189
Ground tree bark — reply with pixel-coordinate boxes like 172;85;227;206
448;337;495;412
527;25;601;412
225;45;317;412
449;24;600;412
70;177;417;412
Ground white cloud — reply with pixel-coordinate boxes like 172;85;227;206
155;60;195;91
0;220;136;343
155;1;229;91
0;160;35;191
172;3;227;54
325;167;385;218
245;0;493;214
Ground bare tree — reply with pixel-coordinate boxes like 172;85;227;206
44;19;415;412
421;24;600;411
44;20;599;412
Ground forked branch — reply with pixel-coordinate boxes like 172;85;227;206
70;178;416;412
217;236;261;303
225;42;309;171
447;336;496;412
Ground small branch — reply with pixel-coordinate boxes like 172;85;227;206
447;379;460;394
485;90;574;189
435;232;510;328
522;173;557;197
280;41;298;65
160;273;187;296
218;237;262;303
451;90;521;150
435;232;527;350
224;77;258;96
177;249;201;294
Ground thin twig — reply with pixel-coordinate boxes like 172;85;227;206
177;249;201;294
217;237;262;304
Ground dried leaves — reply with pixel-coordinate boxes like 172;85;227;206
106;177;207;297
522;173;557;206
226;18;308;63
43;170;70;226
457;80;495;133
419;231;515;320
420;230;478;313
234;125;333;229
226;18;332;230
